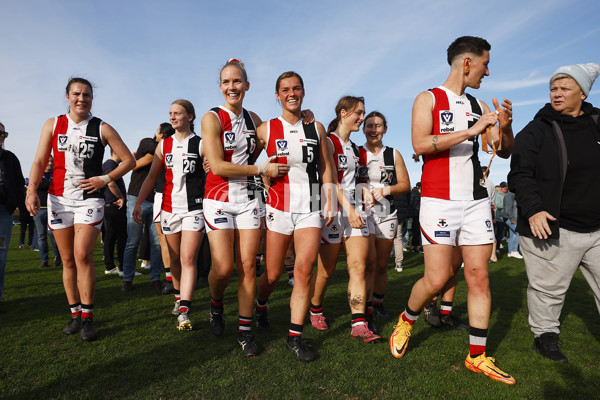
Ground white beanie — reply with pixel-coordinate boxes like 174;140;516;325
550;63;600;96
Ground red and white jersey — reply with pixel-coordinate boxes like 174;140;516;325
49;114;105;200
161;134;205;213
421;86;487;201
359;145;396;214
265;117;321;213
204;106;258;204
328;133;364;206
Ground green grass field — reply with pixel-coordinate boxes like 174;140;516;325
1;228;599;400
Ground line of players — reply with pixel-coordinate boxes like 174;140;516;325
25;35;515;384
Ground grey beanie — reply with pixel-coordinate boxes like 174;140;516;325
550;63;600;96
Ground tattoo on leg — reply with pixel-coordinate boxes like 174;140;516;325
432;135;439;152
349;293;364;308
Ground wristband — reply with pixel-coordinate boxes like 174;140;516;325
99;175;112;184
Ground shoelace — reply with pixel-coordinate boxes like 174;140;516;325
481;112;502;183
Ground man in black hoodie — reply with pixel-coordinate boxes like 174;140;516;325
0;122;26;301
509;63;600;363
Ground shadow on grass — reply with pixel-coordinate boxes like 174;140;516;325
541;362;600;399
486;262;528;354
561;269;600;344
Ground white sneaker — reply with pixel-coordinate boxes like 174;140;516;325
118;270;141;277
499;243;504;249
177;312;193;331
105;267;119;275
508;251;523;259
288;277;295;287
140;261;151;270
395;264;403;272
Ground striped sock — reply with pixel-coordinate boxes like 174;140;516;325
239;315;252;333
165;268;172;282
256;298;268;313
69;302;82;318
309;303;323;316
366;301;374;316
440;301;453;316
179;300;191;314
285;263;294;279
469;327;488;357
351;313;367;327
174;289;181;301
289;323;303;337
373;293;384;308
211;296;224;314
402;305;419;325
81;304;94;320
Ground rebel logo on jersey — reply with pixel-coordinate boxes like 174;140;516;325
338;154;348;171
165;154;174;169
58;135;69;151
224;132;237;151
440;111;455;133
276;139;289;156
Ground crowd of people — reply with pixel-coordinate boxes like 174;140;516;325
1;35;599;386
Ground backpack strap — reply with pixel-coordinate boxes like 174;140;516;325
550;121;568;184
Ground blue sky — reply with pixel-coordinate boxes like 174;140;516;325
2;0;599;187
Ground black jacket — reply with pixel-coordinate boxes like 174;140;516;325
408;187;421;219
0;148;26;214
508;102;600;239
394;192;410;222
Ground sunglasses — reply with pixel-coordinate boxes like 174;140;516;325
0;131;8;137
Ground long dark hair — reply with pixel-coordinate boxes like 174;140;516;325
327;96;365;134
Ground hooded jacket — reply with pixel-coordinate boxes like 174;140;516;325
508;102;600;239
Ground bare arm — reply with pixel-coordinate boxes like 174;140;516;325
107;181;125;208
132;153;154;170
248;112;265;164
133;148;164;224
412;91;498;156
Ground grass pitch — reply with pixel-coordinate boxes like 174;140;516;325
1;229;599;399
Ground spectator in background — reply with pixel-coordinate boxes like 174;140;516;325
121;131;164;294
494;182;507;252
102;149;127;275
149;122;176;294
32;156;61;268
503;185;522;259
393;191;410;271
509;62;600;363
408;182;422;253
18;207;35;249
0;123;26;301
